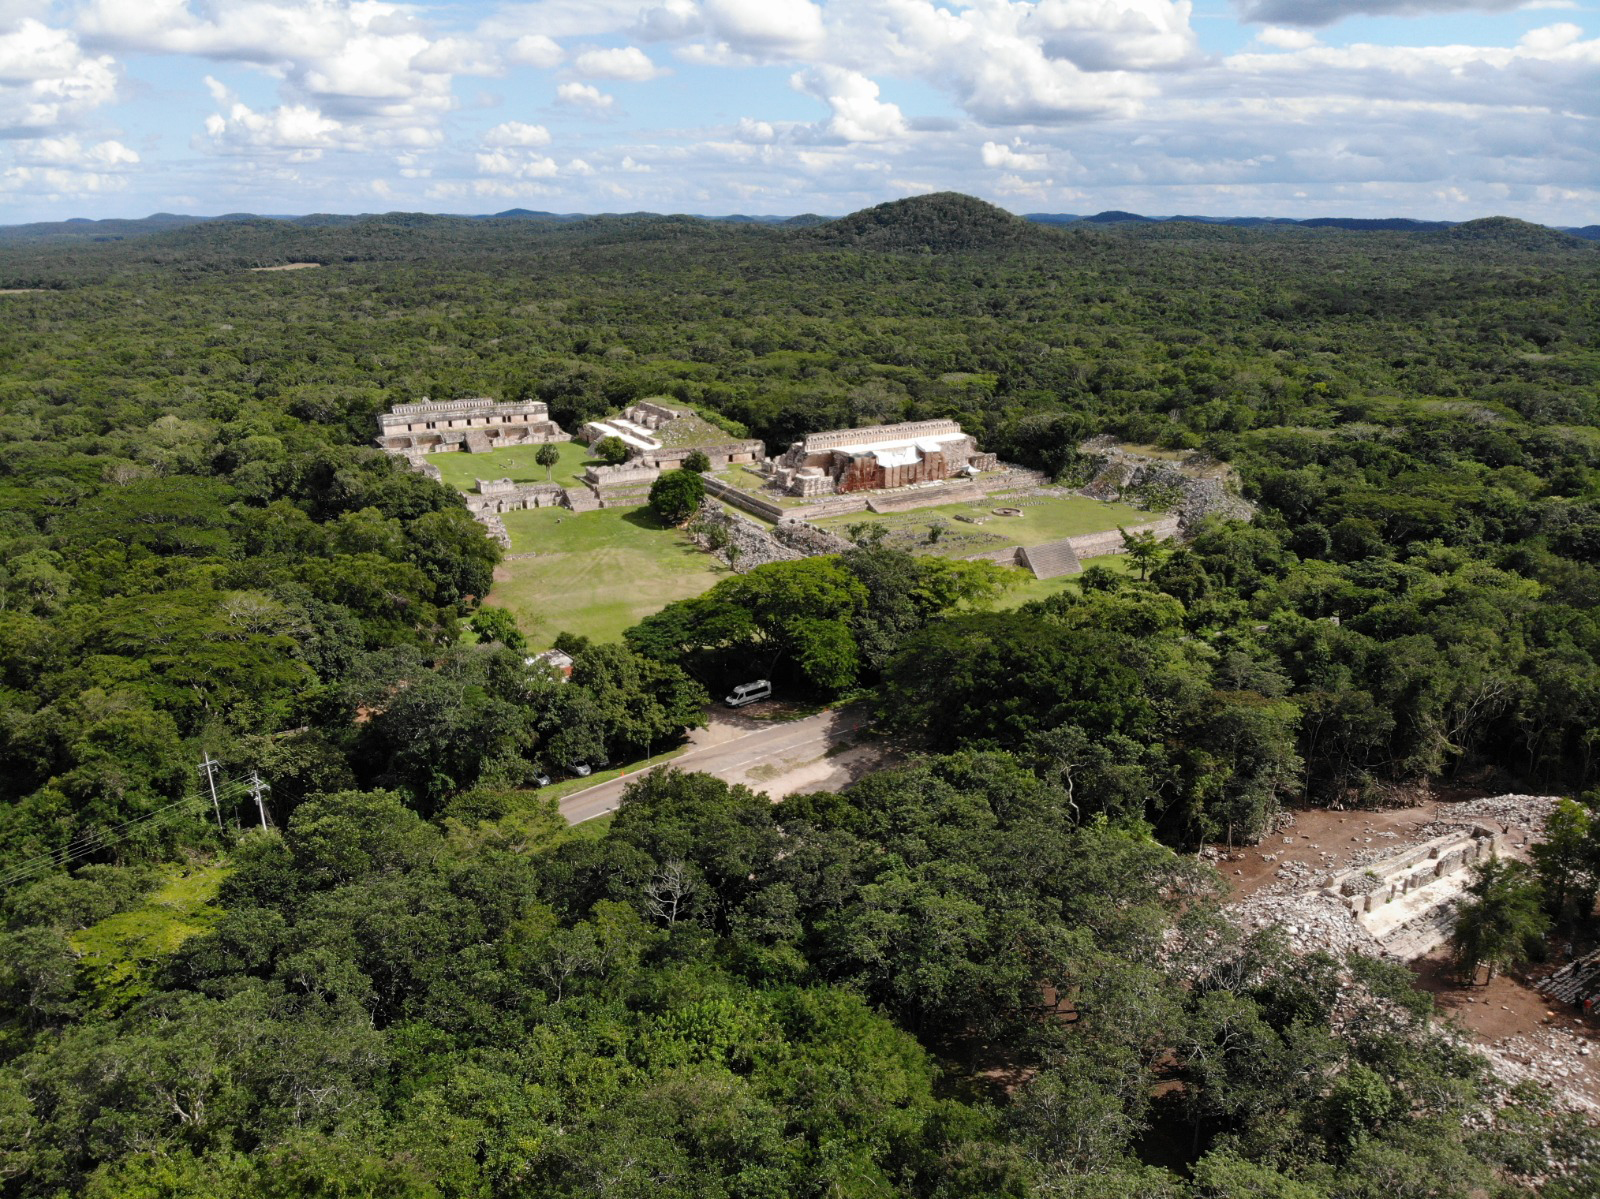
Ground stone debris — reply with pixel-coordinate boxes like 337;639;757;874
1225;792;1597;1114
1475;1026;1600;1117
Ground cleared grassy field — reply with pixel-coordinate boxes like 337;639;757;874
988;554;1137;610
428;440;601;491
813;489;1149;556
491;505;727;648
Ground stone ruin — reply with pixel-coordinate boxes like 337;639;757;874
687;503;854;572
583;401;764;471
376;397;569;457
1077;436;1253;532
764;419;998;498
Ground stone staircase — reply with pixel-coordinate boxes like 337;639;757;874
1018;538;1083;579
563;490;602;512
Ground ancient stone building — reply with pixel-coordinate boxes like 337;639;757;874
765;419;997;497
376;398;567;456
583;401;765;470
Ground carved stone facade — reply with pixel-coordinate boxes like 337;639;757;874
764;419;997;497
376;397;568;456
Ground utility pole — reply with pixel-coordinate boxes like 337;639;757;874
198;754;224;832
247;772;271;831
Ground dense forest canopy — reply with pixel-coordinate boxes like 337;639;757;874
2;194;1599;1196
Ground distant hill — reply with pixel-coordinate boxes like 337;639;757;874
1445;215;1591;251
1079;210;1155;224
2;195;1593;248
1018;210;1597;242
811;192;1048;251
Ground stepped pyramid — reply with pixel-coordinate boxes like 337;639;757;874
1018;539;1082;579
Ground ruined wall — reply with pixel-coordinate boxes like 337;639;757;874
689;503;804;571
799;419;964;453
773;520;854;556
1078;437;1253;531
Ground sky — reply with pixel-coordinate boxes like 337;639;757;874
0;0;1596;226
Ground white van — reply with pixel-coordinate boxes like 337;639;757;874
724;679;772;708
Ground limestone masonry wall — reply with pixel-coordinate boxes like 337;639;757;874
800;419;963;452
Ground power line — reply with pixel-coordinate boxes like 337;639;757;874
0;765;271;891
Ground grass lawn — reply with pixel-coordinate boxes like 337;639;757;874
491;504;728;648
989;555;1137;610
428;440;602;492
813;489;1150;557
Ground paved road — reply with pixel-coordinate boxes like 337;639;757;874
559;704;870;824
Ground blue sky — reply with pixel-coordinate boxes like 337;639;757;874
0;0;1595;225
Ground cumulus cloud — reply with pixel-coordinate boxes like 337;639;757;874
556;81;615;109
484;121;552;147
78;0;481;144
703;0;825;54
476;149;560;178
792;65;907;141
981;140;1049;170
1234;0;1529;28
508;34;564;68
1023;0;1198;72
574;46;666;80
203;101;346;160
1255;26;1319;50
0;18;119;132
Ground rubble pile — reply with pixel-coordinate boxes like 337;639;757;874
1419;794;1558;840
1231;890;1386;957
1476;1026;1600;1116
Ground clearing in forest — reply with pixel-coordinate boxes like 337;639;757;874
811;489;1150;556
428;440;601;491
489;505;726;648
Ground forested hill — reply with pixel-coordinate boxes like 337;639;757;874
2;198;1600;1197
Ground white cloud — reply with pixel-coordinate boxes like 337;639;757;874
0;18;119;132
557;81;615;108
203;100;345;160
736;116;775;141
78;0;483;145
703;0;824;54
1023;0;1199;72
509;34;564;68
574;45;666;80
1255;27;1319;50
981;140;1048;170
11;135;138;167
476;150;560;178
484;121;552;147
792;65;907;141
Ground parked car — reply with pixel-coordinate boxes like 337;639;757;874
724;679;772;708
572;764;592;777
533;773;551;788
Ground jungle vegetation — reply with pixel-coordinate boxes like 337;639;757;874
1;194;1599;1196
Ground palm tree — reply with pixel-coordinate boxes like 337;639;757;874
1451;854;1548;985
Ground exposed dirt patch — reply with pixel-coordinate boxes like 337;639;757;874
248;262;322;271
1221;795;1522;901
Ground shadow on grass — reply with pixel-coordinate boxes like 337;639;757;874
619;507;671;532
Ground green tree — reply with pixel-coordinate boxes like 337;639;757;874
1120;527;1170;580
648;469;705;525
1451;855;1548;984
681;449;710;473
536;441;561;480
1531;798;1599;929
594;436;629;466
468;606;525;653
